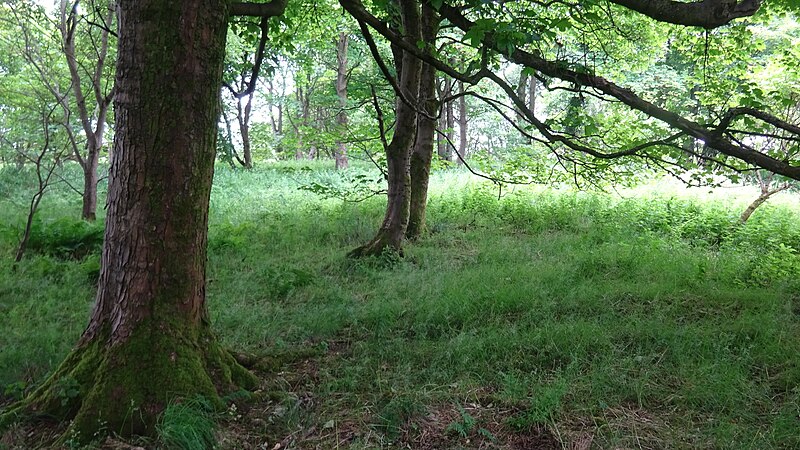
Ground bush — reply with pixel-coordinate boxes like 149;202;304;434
26;217;104;260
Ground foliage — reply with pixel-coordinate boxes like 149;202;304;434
26;217;104;260
4;166;799;448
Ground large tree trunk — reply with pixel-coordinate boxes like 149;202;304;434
4;0;255;441
525;76;536;144
349;0;421;257
334;32;350;170
407;7;439;240
528;75;536;113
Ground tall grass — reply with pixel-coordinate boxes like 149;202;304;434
1;162;798;448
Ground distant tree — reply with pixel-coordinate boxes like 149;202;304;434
56;0;116;221
2;0;115;222
13;103;69;264
334;31;351;169
740;170;794;223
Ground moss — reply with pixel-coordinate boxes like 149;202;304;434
348;230;405;258
2;316;256;444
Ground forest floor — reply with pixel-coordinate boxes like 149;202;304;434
1;161;799;449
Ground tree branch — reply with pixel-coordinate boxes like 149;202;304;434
230;0;288;17
607;0;761;29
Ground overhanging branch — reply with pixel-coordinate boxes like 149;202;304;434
607;0;761;29
230;0;288;17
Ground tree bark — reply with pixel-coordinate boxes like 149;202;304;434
740;172;790;223
334;32;350;170
81;149;99;221
446;80;455;158
457;80;467;164
607;0;760;29
236;93;254;168
349;0;421;257
4;0;256;441
515;70;529;123
437;76;453;161
407;6;439;240
528;75;536;113
740;194;770;223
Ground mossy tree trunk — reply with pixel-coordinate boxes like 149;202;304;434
407;6;440;241
349;0;422;257
3;0;258;441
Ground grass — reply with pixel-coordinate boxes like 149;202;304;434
1;160;799;448
156;396;218;450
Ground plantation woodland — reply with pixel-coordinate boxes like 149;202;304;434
1;0;800;448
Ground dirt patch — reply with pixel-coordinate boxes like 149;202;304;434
558;405;711;449
397;402;560;450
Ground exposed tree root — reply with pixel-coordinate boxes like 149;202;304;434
1;323;256;444
347;231;404;258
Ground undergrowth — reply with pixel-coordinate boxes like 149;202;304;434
1;161;799;448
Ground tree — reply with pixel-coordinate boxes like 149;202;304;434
457;80;468;161
13;103;69;264
3;0;116;222
2;0;287;442
57;0;116;221
334;31;350;169
347;0;422;257
339;0;800;257
407;5;440;239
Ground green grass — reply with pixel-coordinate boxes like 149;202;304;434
1;161;799;448
156;396;218;450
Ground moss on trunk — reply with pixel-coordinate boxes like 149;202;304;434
2;316;256;442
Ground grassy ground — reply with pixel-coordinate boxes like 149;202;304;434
1;161;799;449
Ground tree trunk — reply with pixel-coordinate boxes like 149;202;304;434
4;0;256;441
445;83;455;157
740;176;790;223
525;76;536;144
349;0;421;257
437;76;452;161
528;75;536;113
334;32;349;170
457;80;467;164
81;147;99;221
237;93;254;169
515;70;529;123
407;6;439;240
740;194;770;223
